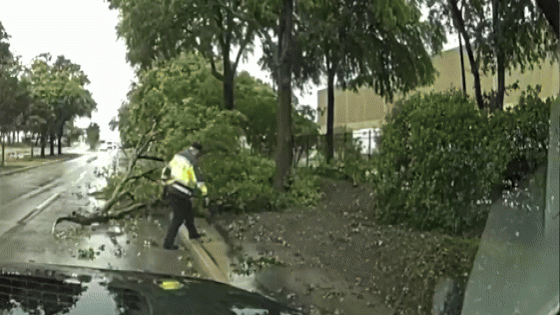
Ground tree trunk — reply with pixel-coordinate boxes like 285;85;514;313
1;136;4;167
223;11;235;111
49;133;55;156
57;133;63;154
494;53;505;110
223;60;235;111
459;33;467;97
449;0;484;109
57;123;64;154
493;0;505;111
40;133;46;158
325;68;335;163
274;0;294;192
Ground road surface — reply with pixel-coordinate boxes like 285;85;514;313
0;148;197;277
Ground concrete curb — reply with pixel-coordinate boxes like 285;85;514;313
177;218;230;283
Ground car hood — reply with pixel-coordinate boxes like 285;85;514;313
0;262;301;315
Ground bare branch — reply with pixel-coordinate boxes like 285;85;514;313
137;155;165;162
124;168;160;184
52;203;146;237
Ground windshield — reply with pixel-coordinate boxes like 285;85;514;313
0;1;558;315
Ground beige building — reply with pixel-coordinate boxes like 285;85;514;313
317;46;559;133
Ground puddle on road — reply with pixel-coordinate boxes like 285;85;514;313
50;219;198;277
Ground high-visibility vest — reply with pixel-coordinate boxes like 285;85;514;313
162;150;207;197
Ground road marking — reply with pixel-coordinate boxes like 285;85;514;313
73;171;86;185
18;192;61;225
3;180;60;209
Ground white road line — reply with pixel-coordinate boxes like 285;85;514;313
18;192;61;224
36;192;61;211
4;180;60;209
73;171;86;185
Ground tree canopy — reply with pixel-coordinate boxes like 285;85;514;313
427;0;558;110
109;0;264;110
0;22;31;165
291;0;445;162
24;54;96;156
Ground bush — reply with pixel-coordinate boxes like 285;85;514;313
309;131;375;184
281;168;323;208
372;90;508;234
489;85;552;186
202;149;277;213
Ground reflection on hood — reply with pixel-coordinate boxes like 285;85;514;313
0;262;301;315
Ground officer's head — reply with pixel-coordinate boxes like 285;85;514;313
190;141;203;158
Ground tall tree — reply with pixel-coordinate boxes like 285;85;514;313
109;0;261;111
301;0;444;162
428;0;558;110
86;122;100;150
51;56;96;154
24;54;96;156
271;0;295;191
0;22;31;166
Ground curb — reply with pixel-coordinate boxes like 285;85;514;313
177;217;230;283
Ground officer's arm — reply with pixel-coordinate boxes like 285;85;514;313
193;162;207;196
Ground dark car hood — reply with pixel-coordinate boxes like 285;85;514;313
0;262;300;315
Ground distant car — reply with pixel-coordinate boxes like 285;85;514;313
0;262;302;315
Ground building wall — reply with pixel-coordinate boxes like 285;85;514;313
317;47;559;133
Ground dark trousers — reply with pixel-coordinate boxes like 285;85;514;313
163;193;199;247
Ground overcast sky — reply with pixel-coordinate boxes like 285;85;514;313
0;0;455;140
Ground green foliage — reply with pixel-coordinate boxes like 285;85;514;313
490;85;552;183
202;149;277;213
86;123;100;149
117;51;327;213
118;54;271;213
280;168;323;209
66;124;84;145
24;54;96;152
234;71;277;153
77;247;96;260
427;0;557;110
110;0;260;72
372;90;508;234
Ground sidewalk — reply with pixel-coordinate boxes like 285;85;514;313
0;144;89;176
0;154;80;176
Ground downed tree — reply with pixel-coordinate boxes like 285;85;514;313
52;123;164;237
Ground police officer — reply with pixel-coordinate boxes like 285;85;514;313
161;141;208;250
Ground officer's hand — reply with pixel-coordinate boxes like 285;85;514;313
198;182;208;197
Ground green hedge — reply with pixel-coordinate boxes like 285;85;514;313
372;90;507;233
371;88;553;234
489;86;553;185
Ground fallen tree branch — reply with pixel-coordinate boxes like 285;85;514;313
52;203;146;238
137;155;165;162
125;168;160;184
53;122;161;235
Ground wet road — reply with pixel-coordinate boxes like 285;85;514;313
0;148;197;277
0;148;95;235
